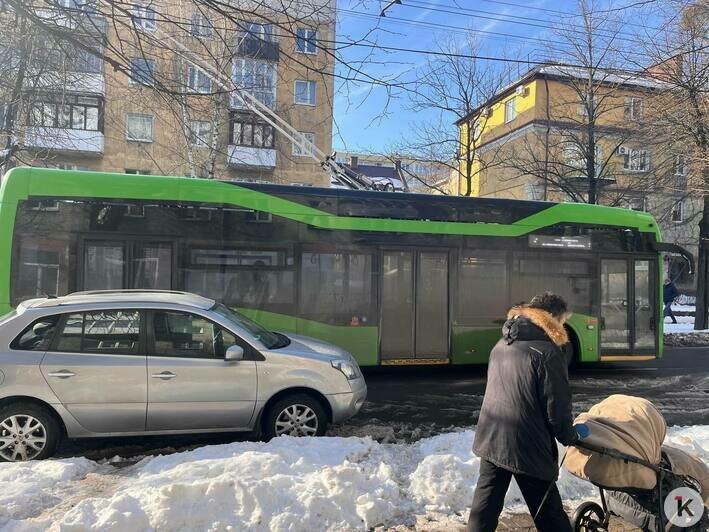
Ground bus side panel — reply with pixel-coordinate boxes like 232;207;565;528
451;327;500;364
566;313;600;363
237;308;379;366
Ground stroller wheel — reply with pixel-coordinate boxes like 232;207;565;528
572;501;607;531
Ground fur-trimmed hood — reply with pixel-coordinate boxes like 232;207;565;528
505;305;569;347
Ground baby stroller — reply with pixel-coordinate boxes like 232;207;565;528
571;440;707;532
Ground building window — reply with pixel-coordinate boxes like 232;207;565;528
126;113;153;142
292;132;315;157
623;148;650;172
674;154;687;176
71;47;102;73
187;120;212;147
129;58;155;86
294;80;316;106
237;21;273;42
296;28;317;54
625;197;646;211
504;97;516;123
29;95;101;131
624;97;643;120
187;66;211;93
670;200;684;222
230;114;274;148
125;169;152;175
577;94;598;117
190;12;213;37
232;58;276;109
132;3;156;31
28;199;60;211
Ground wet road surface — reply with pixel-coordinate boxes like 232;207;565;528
56;347;709;459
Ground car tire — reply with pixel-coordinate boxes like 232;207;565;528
263;394;328;440
0;403;61;462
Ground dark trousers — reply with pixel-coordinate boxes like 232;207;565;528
467;459;572;532
664;302;677;323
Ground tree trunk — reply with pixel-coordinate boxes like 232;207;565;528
694;196;709;330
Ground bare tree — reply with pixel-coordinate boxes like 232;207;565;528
388;34;509;197
637;0;708;327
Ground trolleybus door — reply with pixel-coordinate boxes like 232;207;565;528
600;257;656;354
380;250;450;362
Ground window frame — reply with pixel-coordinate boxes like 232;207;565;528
292;131;315;157
294;80;316;106
187;119;212;147
674;154;687;177
48;310;146;356
28;94;103;132
187;66;212;94
670;200;684;223
129;57;156;87
190;12;213;38
146;309;247;360
624;96;643;120
504;97;516;123
295;28;317;54
132;4;157;31
126;113;154;143
229;113;275;148
623;148;650;172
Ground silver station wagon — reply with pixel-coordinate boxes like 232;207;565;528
0;290;366;461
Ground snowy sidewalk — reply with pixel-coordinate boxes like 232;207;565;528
1;426;706;531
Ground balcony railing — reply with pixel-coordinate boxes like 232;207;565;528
23;127;104;155
227;145;276;169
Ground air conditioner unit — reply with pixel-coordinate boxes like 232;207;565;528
616;146;628;155
515;85;529;97
482;106;492;117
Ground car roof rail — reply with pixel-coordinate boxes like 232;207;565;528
68;289;193;297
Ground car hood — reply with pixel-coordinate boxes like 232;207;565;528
274;332;352;361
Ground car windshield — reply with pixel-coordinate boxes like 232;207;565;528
212;303;284;349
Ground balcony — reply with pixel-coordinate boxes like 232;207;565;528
23;127;104;155
236;37;280;62
227;145;276;169
29;71;105;95
35;11;108;34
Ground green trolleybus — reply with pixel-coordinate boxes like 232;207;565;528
0;167;692;366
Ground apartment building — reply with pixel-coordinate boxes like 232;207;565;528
455;65;699;285
6;0;336;186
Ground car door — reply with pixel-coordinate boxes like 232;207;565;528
146;309;257;431
39;310;147;433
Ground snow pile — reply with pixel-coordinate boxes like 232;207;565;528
3;426;708;531
0;457;96;526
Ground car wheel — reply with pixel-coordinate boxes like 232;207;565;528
0;403;61;462
264;394;328;440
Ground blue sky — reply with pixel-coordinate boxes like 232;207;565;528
331;0;607;153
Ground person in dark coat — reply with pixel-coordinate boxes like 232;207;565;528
468;293;577;532
663;278;679;324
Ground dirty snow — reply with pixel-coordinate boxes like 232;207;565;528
1;426;706;531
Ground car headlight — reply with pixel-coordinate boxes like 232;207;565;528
331;359;359;380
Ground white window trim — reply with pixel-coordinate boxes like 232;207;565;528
674;154;688;177
187;120;212;147
191;12;213;38
187;66;211;94
126;113;154;143
292;132;315;157
624;96;643;120
622;148;650;172
132;4;156;31
294;80;317;106
504;97;516;123
671;200;684;223
296;28;317;55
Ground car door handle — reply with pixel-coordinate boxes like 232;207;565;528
151;371;177;380
47;370;76;379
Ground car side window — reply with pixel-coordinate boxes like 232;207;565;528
54;311;142;354
11;315;61;351
153;311;225;358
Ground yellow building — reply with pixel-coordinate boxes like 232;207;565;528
9;1;335;186
455;65;699;273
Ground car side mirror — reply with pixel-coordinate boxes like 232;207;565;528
225;345;245;362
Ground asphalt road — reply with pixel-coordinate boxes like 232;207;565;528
56;347;709;459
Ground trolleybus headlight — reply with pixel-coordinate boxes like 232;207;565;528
331;359;359;380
